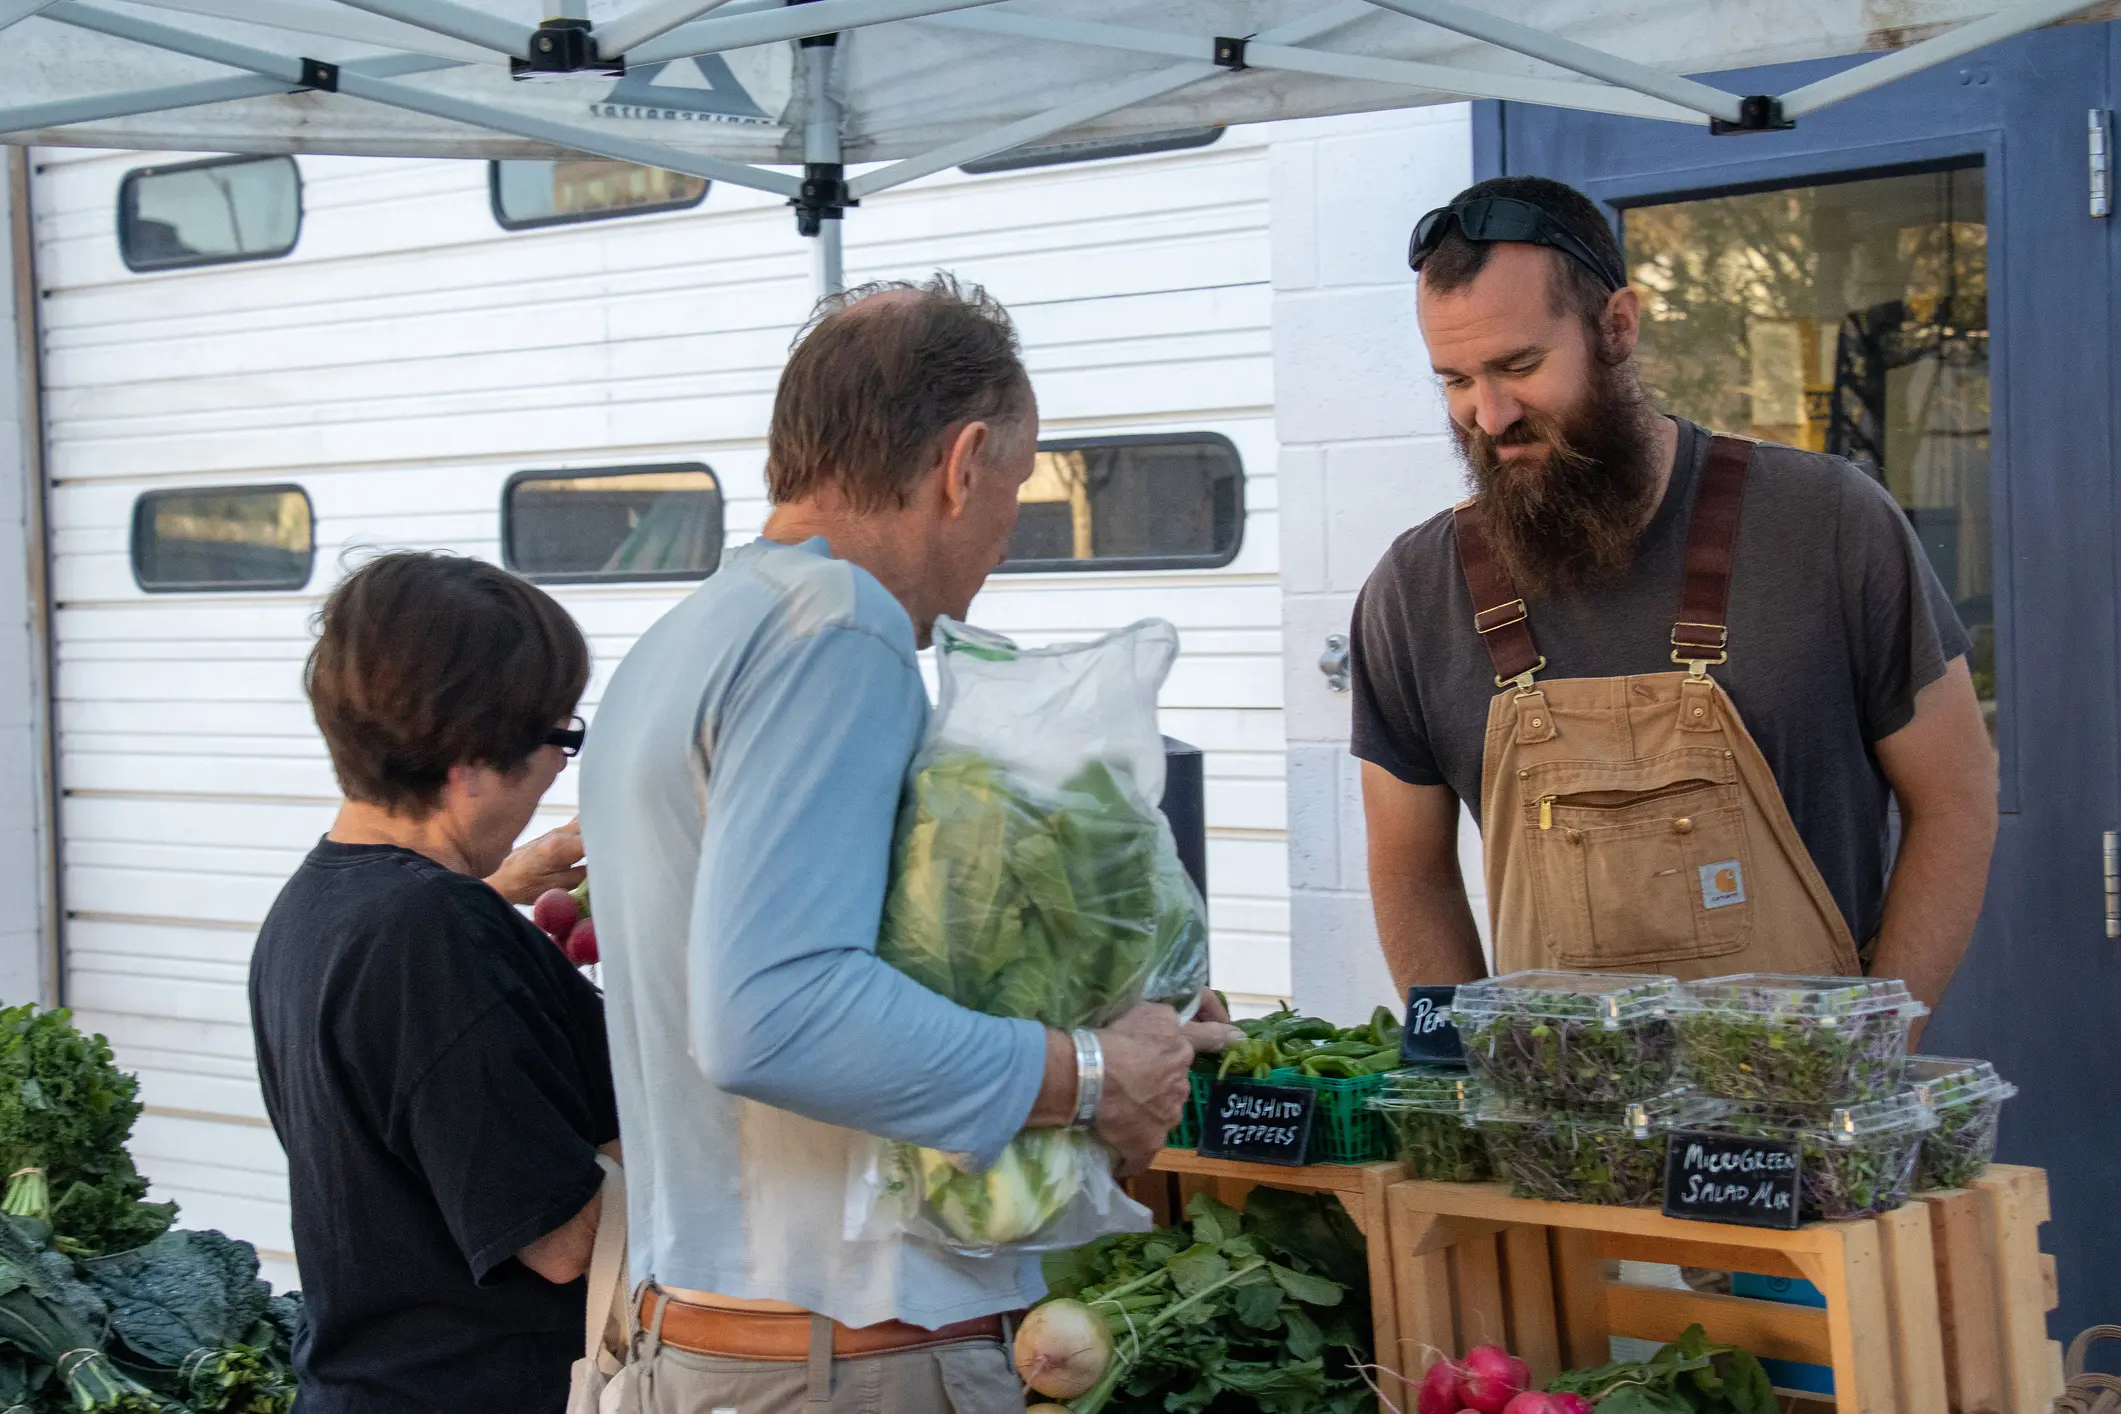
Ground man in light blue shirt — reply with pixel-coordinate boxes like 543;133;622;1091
580;275;1232;1412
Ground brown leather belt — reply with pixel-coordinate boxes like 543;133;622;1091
637;1287;1009;1362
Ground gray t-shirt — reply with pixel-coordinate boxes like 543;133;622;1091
1349;418;1970;944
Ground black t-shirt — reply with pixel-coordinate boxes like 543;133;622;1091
249;840;619;1414
1350;419;1970;944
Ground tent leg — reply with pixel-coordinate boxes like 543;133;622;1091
798;34;848;299
811;220;845;301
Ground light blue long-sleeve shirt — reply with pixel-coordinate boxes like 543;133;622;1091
579;537;1050;1327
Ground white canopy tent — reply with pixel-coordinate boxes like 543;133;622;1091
0;0;2107;288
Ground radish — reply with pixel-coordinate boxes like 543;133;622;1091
562;916;599;967
1416;1357;1466;1414
532;888;579;941
1013;1298;1112;1399
1501;1395;1592;1414
1458;1345;1531;1414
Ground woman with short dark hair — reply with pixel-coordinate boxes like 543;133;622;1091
250;550;618;1414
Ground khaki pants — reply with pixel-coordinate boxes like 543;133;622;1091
624;1321;1022;1414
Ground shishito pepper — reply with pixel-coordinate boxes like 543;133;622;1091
1213;1007;1405;1080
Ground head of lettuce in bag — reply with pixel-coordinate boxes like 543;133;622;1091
871;618;1218;1252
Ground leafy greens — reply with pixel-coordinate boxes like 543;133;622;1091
0;1007;175;1258
1037;1190;1373;1414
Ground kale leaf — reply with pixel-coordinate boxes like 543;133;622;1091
0;1005;176;1258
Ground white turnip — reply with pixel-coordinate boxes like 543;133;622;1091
1014;1298;1113;1399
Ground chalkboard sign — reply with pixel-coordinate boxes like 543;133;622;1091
1197;1079;1316;1166
1400;986;1466;1066
1662;1130;1803;1229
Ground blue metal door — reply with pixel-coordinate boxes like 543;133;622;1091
1489;23;2119;1345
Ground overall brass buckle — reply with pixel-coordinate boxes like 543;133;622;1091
1670;622;1728;677
1496;657;1547;692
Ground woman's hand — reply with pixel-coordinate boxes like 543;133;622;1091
486;818;586;905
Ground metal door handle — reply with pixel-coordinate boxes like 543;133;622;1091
2105;830;2118;938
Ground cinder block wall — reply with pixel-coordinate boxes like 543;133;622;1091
1269;106;1488;1023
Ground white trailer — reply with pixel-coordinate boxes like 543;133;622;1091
17;127;1347;1287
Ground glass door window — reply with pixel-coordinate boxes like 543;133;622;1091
1622;167;1994;735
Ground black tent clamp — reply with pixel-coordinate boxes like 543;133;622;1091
512;18;624;79
1711;94;1795;133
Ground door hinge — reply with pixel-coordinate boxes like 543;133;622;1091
2091;109;2112;219
2104;829;2118;937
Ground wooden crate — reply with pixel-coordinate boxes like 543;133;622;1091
1383;1179;1950;1414
1136;1151;1403;1411
1918;1164;2065;1414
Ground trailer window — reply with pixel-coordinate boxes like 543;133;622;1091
491;160;708;229
117;155;301;272
1001;434;1243;572
131;485;313;592
504;465;724;582
961;127;1221;175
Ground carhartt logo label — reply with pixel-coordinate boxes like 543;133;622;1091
1700;860;1746;909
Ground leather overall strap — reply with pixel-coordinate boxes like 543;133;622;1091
1671;434;1755;667
1453;433;1759;683
1452;498;1542;687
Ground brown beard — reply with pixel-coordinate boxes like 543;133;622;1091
1454;360;1661;598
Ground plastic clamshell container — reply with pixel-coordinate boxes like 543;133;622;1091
1474;1089;1725;1208
1672;973;1928;1106
1907;1055;2016;1191
1369;1067;1490;1182
1691;1090;1937;1220
1451;970;1680;1110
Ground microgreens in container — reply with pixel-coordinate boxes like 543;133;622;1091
1691;1092;1936;1220
1672;974;1925;1107
1452;971;1680;1111
1475;1090;1726;1208
1369;1067;1490;1182
1907;1056;2016;1191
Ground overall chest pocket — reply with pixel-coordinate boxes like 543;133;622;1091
1520;748;1753;969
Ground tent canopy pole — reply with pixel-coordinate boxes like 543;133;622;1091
328;0;532;59
860;0;1386;199
630;0;1001;64
596;0;739;59
1359;0;1744;122
800;34;845;297
850;62;1218;199
1777;0;2098;117
0;0;56;34
920;9;1707;125
0;52;459;138
46;0;802;196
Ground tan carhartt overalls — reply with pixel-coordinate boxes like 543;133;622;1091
1460;435;1862;981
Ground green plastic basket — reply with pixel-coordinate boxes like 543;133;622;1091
1165;1069;1213;1148
1266;1066;1392;1163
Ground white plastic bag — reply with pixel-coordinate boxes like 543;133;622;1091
849;618;1211;1257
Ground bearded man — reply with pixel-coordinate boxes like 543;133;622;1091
1349;175;1998;1013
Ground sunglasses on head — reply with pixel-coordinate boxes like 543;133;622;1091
1408;195;1627;294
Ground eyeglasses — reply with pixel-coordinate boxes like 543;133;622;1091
544;716;586;757
1408;195;1627;294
